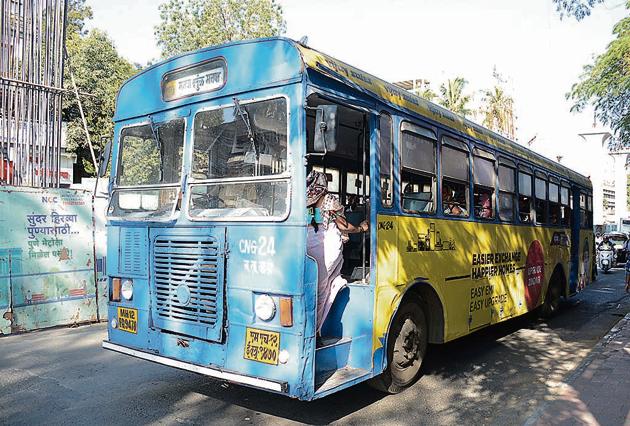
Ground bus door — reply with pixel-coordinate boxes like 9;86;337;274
306;94;374;395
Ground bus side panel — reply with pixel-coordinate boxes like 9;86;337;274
373;215;573;357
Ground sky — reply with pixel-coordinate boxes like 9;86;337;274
85;0;628;174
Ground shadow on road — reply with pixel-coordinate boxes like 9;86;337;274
2;271;628;425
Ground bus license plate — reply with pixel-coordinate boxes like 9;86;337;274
244;327;280;365
117;307;138;334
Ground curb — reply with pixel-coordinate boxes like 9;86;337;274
523;313;630;426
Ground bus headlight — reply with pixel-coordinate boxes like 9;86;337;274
121;279;134;301
255;294;276;321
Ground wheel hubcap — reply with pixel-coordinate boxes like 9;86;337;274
394;318;420;369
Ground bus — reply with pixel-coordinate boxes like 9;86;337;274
101;37;595;400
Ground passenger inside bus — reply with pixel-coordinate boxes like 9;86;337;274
305;96;371;279
305;170;368;335
443;182;468;216
474;191;493;219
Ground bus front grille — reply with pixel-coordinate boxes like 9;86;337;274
152;234;225;341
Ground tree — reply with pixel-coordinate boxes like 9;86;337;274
155;0;286;58
552;0;605;20
438;77;473;116
66;0;93;38
480;70;516;139
64;27;137;176
410;81;437;102
567;2;630;149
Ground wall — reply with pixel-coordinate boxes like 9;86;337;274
0;186;105;335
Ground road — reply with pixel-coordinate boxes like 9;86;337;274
1;269;629;425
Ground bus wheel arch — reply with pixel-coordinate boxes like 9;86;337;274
540;264;566;318
369;281;444;394
406;282;445;344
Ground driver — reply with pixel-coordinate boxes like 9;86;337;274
598;235;614;251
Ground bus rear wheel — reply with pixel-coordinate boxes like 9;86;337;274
540;271;563;318
369;300;427;394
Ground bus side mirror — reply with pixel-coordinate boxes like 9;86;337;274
313;105;338;153
98;139;112;178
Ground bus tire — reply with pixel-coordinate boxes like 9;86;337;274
540;270;563;319
369;300;427;394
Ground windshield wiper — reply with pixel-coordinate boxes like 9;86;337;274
233;97;260;174
148;116;163;182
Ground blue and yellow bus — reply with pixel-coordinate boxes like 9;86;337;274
102;37;594;399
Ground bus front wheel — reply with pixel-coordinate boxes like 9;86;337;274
369;300;427;394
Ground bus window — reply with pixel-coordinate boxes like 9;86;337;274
535;177;547;224
498;165;515;222
580;192;587;228
400;125;436;214
118;119;185;186
192;97;287;180
346;172;370;196
518;172;533;223
442;145;470;217
473;152;495;220
379;113;393;207
549;182;560;225
587;194;593;228
560;186;571;226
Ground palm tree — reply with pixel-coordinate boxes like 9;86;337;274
438;77;472;116
480;85;515;139
410;81;437;102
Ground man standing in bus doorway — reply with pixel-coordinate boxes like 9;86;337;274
306;170;368;340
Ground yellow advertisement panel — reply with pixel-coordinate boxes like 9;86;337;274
374;215;572;351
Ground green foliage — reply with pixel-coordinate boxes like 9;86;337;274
480;70;515;138
552;0;606;20
438;77;472;116
155;0;286;58
568;2;630;149
66;0;93;38
119;136;161;186
63;4;137;178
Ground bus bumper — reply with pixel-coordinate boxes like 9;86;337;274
102;340;288;394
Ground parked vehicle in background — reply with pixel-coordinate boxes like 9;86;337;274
603;232;628;265
619;218;630;235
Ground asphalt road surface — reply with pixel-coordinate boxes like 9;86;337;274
1;269;629;425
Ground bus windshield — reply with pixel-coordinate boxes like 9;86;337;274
109;118;185;220
188;97;289;219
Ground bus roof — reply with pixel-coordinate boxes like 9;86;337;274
114;37;591;189
295;43;591;189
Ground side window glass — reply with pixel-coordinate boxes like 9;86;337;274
560;186;571;227
535;177;547;224
498;165;515;222
580;192;587;228
549;182;560;225
518;172;533;223
400;126;436;214
473;154;495;220
442;144;470;217
379;114;393;207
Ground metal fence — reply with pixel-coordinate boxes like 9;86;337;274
0;0;67;187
